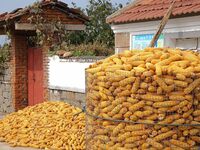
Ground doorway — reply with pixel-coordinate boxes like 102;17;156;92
28;47;44;106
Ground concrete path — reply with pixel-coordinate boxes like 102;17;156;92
0;142;40;150
0;113;6;119
0;113;41;150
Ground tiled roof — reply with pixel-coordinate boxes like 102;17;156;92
107;0;200;24
0;0;88;25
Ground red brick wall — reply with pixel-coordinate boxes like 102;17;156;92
11;33;28;111
42;44;49;101
115;32;130;53
20;7;83;25
10;33;50;111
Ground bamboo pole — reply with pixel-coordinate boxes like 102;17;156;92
149;1;175;47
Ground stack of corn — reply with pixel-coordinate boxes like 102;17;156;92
86;48;200;150
0;102;85;150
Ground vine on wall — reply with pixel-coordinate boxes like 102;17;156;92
1;2;68;72
27;2;68;48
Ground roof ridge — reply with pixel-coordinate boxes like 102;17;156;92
124;1;196;14
0;0;88;25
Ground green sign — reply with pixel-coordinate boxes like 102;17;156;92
132;34;164;49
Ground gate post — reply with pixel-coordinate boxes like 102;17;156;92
10;33;28;111
42;42;50;101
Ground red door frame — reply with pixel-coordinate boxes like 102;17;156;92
28;47;44;106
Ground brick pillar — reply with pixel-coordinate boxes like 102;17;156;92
10;33;28;111
115;32;130;53
42;43;49;101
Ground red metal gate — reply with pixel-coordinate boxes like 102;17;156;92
28;47;44;106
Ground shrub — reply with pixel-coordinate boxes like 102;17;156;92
0;44;10;70
49;42;114;57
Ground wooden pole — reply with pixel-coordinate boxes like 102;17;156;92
149;1;175;47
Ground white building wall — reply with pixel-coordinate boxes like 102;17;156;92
49;57;92;93
175;38;199;49
112;16;200;34
164;32;200;49
111;16;200;50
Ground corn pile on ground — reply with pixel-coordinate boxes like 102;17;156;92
86;48;200;150
0;102;85;150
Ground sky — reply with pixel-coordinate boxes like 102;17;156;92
0;0;130;45
0;0;129;13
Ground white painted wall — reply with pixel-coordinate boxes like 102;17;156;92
175;38;199;49
112;16;200;34
164;32;200;49
49;57;92;93
111;15;200;51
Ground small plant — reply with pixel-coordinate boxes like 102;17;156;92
50;42;114;57
0;44;10;71
27;2;69;47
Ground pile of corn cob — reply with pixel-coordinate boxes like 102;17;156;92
0;102;85;150
86;48;200;150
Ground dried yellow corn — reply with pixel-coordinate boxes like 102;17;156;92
101;105;114;113
147;139;163;150
153;101;179;108
118;132;131;142
189;129;199;136
118;90;131;97
116;70;134;77
154;76;171;93
113;58;123;65
191;136;200;143
86;67;102;74
153;131;175;141
170;139;190;149
183;109;194;118
125;124;145;131
168;100;188;112
184;78;200;94
86;48;200;149
132;77;140;93
169;95;185;101
109;105;123;116
129;101;145;112
112;97;126;106
119;77;136;86
155;64;162;76
0;102;85;150
100;101;111;108
159;114;180;124
176;74;186;80
140;94;164;102
174;80;188;88
132;130;151;136
193;110;200;116
125;136;141;143
112;123;125;136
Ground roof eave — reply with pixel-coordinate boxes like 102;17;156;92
109;12;200;25
106;0;142;24
0;0;89;27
